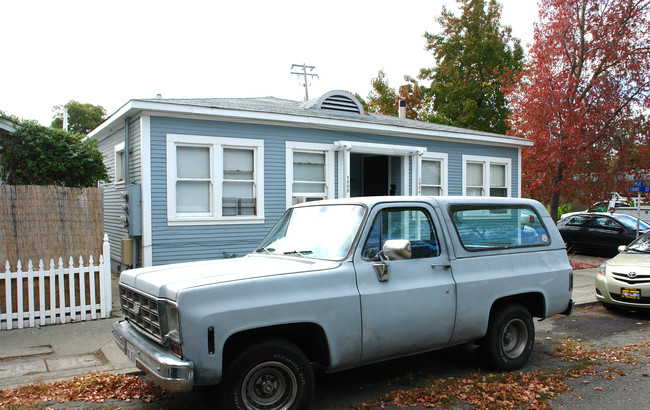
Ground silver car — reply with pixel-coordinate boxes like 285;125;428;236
596;231;650;311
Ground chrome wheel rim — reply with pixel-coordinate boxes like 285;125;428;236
242;361;297;410
501;318;528;359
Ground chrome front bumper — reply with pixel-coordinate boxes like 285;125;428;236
112;320;194;391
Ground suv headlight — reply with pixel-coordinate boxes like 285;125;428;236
162;302;181;344
598;263;607;276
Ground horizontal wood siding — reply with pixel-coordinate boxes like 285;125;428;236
149;116;519;266
97;117;142;270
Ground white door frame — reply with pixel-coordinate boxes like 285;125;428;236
335;141;426;198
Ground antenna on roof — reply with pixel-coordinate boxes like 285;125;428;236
291;63;319;101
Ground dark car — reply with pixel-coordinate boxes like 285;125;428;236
557;212;650;256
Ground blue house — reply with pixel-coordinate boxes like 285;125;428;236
89;90;532;271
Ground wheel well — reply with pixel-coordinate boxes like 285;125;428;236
223;323;330;369
490;293;546;319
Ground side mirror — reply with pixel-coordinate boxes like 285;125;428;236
372;240;412;283
382;239;412;260
618;245;626;253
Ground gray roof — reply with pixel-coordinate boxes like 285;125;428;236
137;94;517;141
91;90;530;147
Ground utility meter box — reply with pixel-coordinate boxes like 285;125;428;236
127;184;142;236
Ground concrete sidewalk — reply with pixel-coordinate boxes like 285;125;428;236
0;257;603;391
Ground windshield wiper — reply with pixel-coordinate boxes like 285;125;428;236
283;250;313;258
255;247;275;254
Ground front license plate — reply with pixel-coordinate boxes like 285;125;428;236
126;341;137;364
621;288;641;300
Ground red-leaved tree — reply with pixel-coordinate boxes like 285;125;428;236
506;0;650;220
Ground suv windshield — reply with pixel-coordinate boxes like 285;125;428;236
256;204;366;260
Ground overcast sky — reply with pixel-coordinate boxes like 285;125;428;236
1;0;539;126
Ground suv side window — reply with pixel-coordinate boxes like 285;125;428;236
362;208;440;260
451;205;551;250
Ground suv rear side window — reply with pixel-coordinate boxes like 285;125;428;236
362;208;440;260
451;206;550;250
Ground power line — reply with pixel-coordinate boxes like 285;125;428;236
291;63;319;101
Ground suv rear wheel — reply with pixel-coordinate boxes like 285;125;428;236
481;303;534;370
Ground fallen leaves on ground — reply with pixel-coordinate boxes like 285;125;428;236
361;370;568;409
361;338;650;409
0;372;164;407
570;261;600;270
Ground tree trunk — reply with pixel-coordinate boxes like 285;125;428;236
549;162;565;223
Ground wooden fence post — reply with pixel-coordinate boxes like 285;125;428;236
100;234;111;318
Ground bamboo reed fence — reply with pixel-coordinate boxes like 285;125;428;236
0;185;103;270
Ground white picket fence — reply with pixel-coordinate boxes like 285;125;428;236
1;234;112;330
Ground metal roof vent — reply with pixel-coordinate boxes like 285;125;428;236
308;90;364;116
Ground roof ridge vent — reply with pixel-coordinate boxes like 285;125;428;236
311;90;364;115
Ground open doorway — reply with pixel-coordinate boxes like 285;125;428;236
349;154;400;197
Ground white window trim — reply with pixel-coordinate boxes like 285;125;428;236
166;134;265;225
114;142;125;186
418;152;448;196
285;142;335;209
462;155;511;197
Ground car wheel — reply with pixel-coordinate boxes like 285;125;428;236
481;303;535;371
222;339;314;410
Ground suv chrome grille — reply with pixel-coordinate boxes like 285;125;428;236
120;285;162;342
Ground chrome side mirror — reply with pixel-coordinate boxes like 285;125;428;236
372;240;412;282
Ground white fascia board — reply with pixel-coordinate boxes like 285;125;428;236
89;100;534;148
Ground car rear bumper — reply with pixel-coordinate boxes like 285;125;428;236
112;320;194;391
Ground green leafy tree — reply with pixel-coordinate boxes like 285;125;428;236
367;0;523;134
0;115;109;187
51;100;106;135
422;0;523;133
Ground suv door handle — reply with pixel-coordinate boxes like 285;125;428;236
431;264;451;269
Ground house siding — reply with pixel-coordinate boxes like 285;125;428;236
97;117;142;270
148;116;520;266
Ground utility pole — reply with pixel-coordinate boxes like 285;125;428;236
291;63;319;101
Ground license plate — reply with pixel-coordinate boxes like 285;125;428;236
126;341;137;364
621;288;641;300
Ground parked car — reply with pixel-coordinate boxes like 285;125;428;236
112;197;573;408
596;231;650;311
590;201;632;212
557;212;650;256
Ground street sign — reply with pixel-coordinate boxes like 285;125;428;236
634;181;646;187
629;186;650;193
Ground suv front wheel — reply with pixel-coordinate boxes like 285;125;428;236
222;339;314;409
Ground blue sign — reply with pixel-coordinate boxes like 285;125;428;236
634;180;646;187
629;186;650;193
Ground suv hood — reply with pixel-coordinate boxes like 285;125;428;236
119;254;341;300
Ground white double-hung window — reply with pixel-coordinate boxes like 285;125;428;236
114;142;125;185
286;142;335;208
167;134;264;224
462;155;511;197
419;152;448;196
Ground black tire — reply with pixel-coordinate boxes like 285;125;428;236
222;339;314;410
481;303;534;371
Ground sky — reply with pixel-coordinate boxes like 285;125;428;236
1;0;539;126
